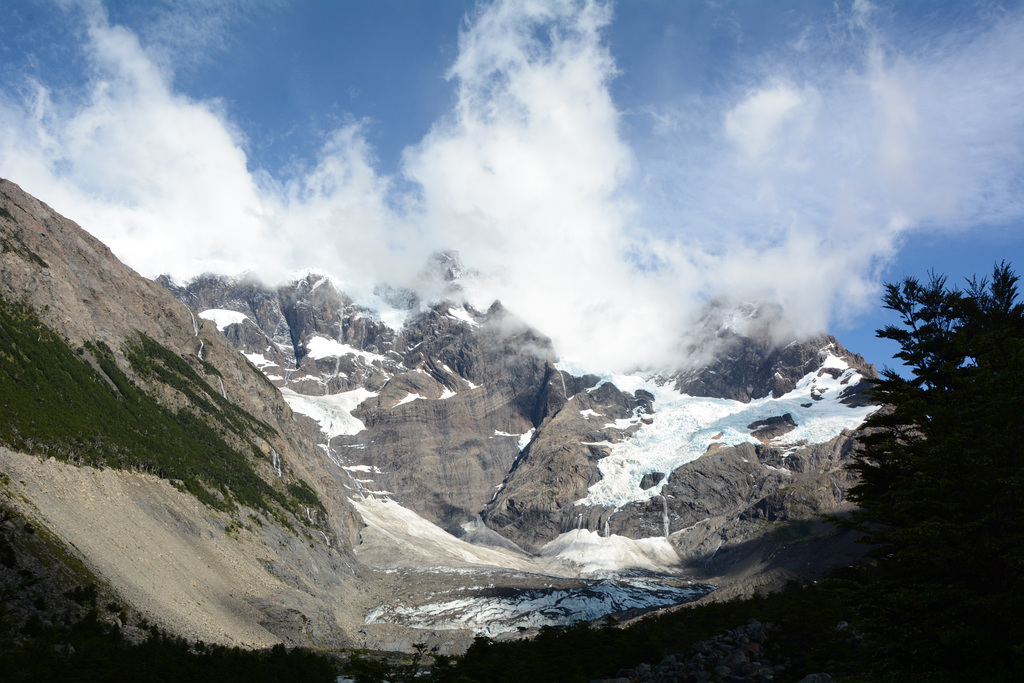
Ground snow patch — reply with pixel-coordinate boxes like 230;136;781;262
305;336;388;364
518;429;535;452
280;387;377;438
603;411;644;430
446;306;479;327
393;392;427;407
539;529;681;575
351;497;541;570
199;308;248;331
242;352;275;369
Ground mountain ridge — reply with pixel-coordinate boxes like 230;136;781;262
0;178;379;649
164;267;877;567
2;176;879;653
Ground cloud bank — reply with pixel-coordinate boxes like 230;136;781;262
1;0;1023;372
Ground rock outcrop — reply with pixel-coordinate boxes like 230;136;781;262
0;178;372;648
482;378;653;552
164;274;560;533
671;300;874;404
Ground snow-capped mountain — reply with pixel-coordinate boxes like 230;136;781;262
1;176;878;653
162;265;878;583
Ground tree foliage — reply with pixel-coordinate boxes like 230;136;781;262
0;298;323;518
849;262;1024;676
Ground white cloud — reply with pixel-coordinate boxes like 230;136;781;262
402;0;690;369
628;2;1024;339
1;10;278;278
1;1;1023;372
724;83;818;165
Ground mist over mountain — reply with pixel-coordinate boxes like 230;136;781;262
4;1;1022;376
159;245;877;575
2;178;880;659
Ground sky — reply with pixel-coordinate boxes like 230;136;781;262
1;0;1022;374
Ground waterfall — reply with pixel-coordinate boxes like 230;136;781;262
661;495;670;537
197;339;205;360
218;377;226;399
321;442;343;468
188;309;199;336
558;370;569;400
270;448;282;478
603;519;609;538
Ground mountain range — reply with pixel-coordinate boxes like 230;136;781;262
1;177;877;653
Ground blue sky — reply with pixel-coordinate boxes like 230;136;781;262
1;0;1022;372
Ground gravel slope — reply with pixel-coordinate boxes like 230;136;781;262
1;447;354;648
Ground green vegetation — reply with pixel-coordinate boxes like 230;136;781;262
846;262;1024;677
0;298;322;516
123;331;274;442
289;479;327;514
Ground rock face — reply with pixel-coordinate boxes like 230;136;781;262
481;336;873;555
161;271;398;396
164;274;561;533
0;174;893;657
0;178;371;648
351;302;554;530
165;259;878;578
482;378;654;551
670;300;874;404
1;176;882;652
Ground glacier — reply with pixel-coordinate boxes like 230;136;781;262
563;351;877;509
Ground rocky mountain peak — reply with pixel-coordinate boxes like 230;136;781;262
670;299;876;403
3;177;885;654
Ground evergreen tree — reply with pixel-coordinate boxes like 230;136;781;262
849;262;1024;677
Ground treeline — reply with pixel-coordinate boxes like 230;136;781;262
2;613;336;682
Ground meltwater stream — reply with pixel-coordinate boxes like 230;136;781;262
366;570;715;637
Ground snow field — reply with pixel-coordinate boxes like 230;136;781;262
199;308;248;331
559;353;877;509
305;336;389;364
279;387;377;438
538;529;680;575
